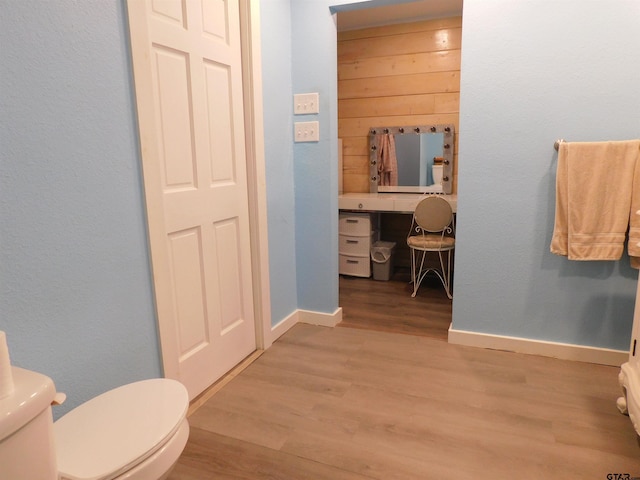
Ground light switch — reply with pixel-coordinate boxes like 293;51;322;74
294;93;319;114
294;121;319;142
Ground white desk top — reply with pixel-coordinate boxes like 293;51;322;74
339;193;457;213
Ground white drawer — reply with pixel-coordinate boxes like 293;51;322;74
339;213;371;236
339;254;370;277
339;233;375;256
338;195;394;212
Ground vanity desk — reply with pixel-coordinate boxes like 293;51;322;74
338;123;457;277
339;192;457;214
338;193;457;277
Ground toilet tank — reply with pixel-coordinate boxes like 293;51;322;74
0;366;58;480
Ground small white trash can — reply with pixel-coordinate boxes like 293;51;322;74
370;241;396;281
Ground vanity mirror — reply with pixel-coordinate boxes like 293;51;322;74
369;124;455;194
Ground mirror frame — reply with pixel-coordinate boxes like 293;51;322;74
369;124;455;194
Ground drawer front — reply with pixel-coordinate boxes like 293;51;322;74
339;213;371;236
339;233;373;256
339;254;371;277
338;195;395;212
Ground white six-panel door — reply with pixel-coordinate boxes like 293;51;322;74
127;0;256;400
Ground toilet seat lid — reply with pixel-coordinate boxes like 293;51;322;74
54;378;188;480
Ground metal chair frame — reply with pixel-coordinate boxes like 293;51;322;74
407;195;455;299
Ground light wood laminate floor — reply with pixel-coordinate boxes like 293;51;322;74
339;268;452;340
169;324;640;479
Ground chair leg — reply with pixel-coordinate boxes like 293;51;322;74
411;249;428;298
410;248;418;297
411;249;453;299
410;248;416;294
438;250;453;299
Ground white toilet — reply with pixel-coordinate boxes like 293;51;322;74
0;365;189;480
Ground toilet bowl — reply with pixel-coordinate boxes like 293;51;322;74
55;378;189;480
0;366;189;480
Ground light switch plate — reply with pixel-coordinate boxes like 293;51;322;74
294;121;319;142
294;93;319;114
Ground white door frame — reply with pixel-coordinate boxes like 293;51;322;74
239;0;272;351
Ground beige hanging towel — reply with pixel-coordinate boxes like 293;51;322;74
629;156;640;268
376;133;398;186
550;140;640;264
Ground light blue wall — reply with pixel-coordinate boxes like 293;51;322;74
260;0;298;324
290;1;342;313
287;0;385;314
276;0;380;316
0;0;161;416
452;0;640;349
257;1;423;327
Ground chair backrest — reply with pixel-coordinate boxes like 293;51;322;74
412;195;453;233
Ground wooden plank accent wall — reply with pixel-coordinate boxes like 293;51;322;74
338;17;461;194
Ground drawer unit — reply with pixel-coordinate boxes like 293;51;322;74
338;213;377;277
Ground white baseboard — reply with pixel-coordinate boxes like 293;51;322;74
298;307;343;327
448;325;628;366
270;309;299;343
270;307;343;343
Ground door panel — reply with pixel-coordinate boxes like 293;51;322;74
127;0;256;400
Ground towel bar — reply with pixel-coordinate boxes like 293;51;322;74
554;139;565;151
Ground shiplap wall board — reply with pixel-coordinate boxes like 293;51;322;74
338;16;461;193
